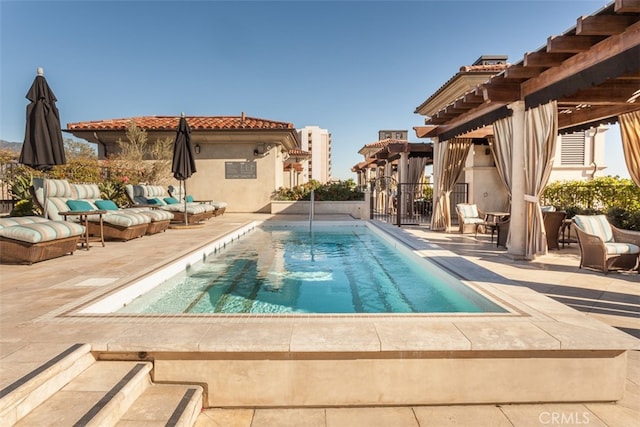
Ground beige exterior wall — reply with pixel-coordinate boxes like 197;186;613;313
461;145;509;213
548;126;608;182
68;126;300;214
186;142;282;213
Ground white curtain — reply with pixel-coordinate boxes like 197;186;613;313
408;156;427;183
524;101;558;259
406;156;428;216
489;115;514;245
430;138;472;231
619;110;640;188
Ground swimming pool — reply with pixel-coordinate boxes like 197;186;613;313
95;221;506;315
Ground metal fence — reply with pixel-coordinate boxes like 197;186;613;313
0;161;19;214
370;177;468;226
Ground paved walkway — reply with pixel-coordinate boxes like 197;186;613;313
1;214;638;427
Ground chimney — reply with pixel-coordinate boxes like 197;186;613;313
241;112;246;122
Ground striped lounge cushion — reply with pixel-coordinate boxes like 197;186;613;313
72;183;101;199
0;221;85;243
457;204;479;219
573;215;613;242
126;207;174;221
605;242;640;255
0;216;50;230
99;212;151;227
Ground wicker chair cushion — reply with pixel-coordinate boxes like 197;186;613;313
163;197;179;205
573;215;614;243
457;204;479;219
0;221;85;243
605;242;640;255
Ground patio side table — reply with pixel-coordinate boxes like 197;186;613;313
559;218;578;248
59;210;106;250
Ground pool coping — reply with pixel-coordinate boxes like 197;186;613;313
32;218;639;354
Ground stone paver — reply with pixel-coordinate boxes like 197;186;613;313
1;214;639;426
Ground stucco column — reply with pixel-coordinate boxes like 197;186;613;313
508;101;526;259
399;151;408;184
431;137;440;218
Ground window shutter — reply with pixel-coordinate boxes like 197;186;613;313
561;132;585;165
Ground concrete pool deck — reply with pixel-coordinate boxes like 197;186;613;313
1;213;639;426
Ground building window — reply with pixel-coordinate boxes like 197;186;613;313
561;132;585;165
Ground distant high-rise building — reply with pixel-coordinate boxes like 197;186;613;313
297;126;332;183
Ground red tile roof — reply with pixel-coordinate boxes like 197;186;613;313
288;149;310;156
364;138;408;148
459;64;510;73
66;115;294;131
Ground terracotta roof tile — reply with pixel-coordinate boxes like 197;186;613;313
66;115;295;131
288;149;309;156
459;64;510;73
364;138;407;148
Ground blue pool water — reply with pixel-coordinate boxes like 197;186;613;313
116;224;506;314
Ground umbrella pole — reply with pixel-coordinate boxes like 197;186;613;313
183;180;188;226
42;172;48;219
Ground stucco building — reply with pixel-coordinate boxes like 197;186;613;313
65;114;301;213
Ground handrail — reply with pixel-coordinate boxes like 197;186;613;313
309;189;314;231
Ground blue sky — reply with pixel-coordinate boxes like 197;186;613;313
0;0;630;180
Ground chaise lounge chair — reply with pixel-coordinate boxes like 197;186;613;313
125;184;212;224
168;185;226;216
572;214;640;274
0;216;85;264
32;178;151;242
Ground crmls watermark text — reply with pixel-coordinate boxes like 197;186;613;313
538;411;591;425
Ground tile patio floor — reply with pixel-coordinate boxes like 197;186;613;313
1;213;638;426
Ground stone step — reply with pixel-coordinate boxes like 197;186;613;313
2;343;204;427
13;360;152;427
115;383;203;427
0;343;95;426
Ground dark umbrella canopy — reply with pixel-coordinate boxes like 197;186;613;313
171;115;197;225
171;115;196;180
19;69;66;171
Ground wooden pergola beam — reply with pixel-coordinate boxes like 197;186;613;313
546;35;605;53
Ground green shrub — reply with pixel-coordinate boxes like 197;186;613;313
542;176;640;230
10;199;38;216
273;179;364;201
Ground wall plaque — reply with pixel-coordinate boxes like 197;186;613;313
225;161;257;179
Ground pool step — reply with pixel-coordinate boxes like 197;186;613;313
1;344;203;427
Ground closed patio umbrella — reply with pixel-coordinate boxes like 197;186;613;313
19;67;66;217
171;113;196;225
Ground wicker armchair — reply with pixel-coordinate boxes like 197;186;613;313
543;211;566;250
573;215;640;274
455;203;485;235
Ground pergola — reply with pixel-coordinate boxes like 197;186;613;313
414;0;640;260
351;139;433;188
